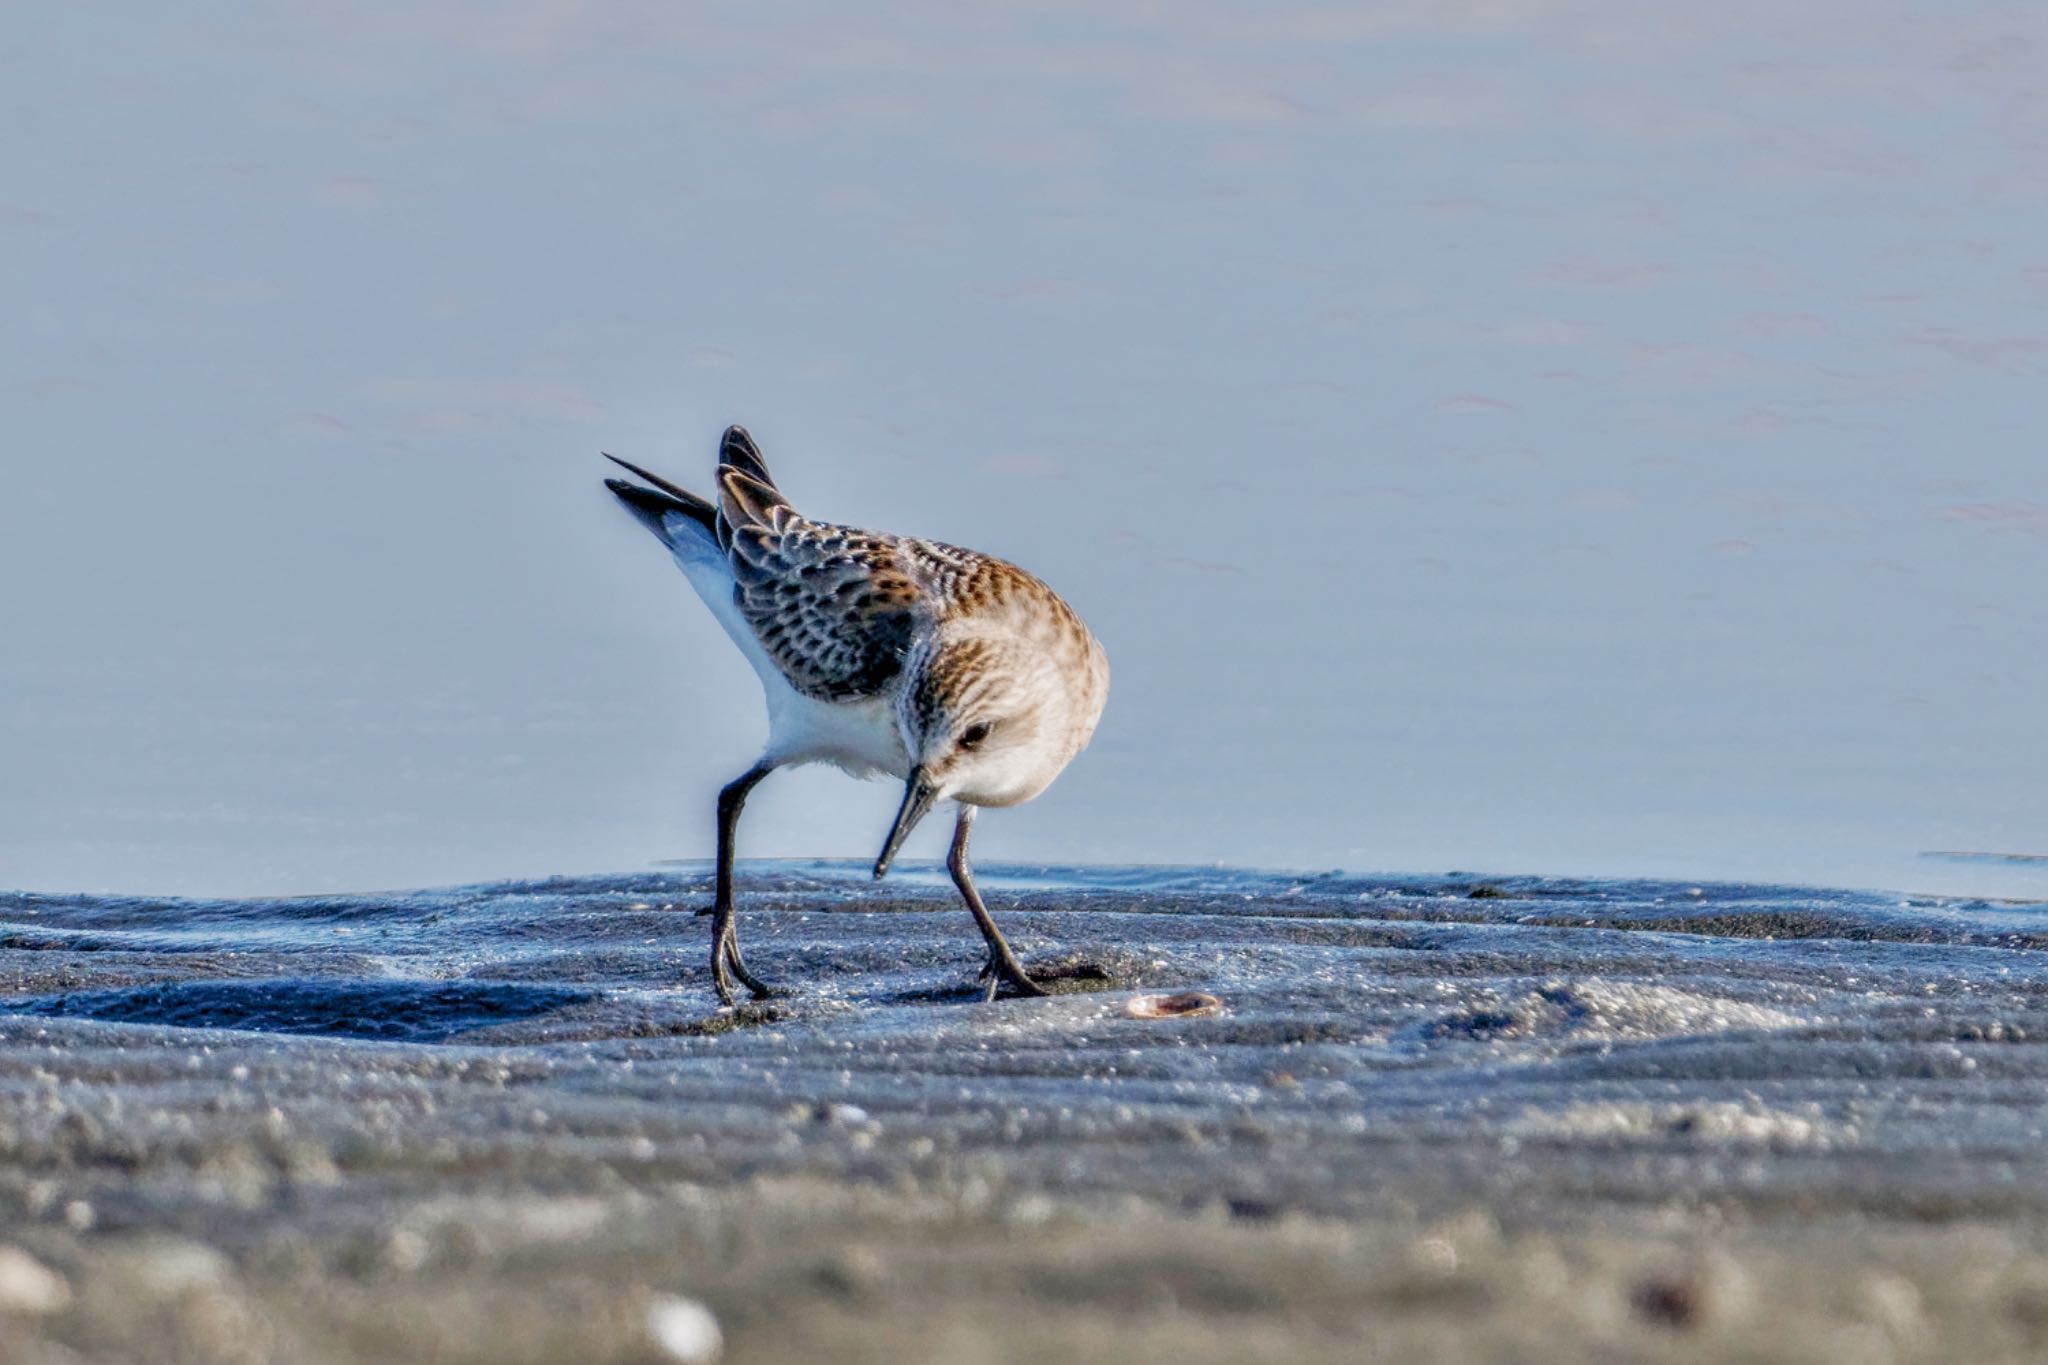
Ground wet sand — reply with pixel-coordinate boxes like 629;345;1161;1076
4;864;2048;1363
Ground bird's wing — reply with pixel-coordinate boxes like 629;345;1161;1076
714;425;786;551
717;423;777;490
723;509;925;702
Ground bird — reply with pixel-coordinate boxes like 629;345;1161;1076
603;425;1109;1005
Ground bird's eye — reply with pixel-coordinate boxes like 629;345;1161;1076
959;722;992;750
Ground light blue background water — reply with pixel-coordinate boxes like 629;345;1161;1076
3;2;2044;897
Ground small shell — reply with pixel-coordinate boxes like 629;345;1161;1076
1124;992;1222;1020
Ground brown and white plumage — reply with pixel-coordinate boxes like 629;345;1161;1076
605;425;1109;1004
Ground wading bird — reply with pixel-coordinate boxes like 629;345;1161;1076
605;426;1108;1004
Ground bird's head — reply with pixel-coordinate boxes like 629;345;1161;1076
871;626;1105;878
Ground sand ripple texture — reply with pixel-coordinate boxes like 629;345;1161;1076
3;864;2048;1363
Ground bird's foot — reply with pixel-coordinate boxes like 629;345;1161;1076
707;963;773;1006
978;953;1050;1001
729;961;776;1001
717;927;775;1001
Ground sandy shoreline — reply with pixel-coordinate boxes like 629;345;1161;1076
4;866;2048;1361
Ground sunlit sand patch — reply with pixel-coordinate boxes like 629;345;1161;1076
1509;1100;1846;1149
1421;979;1805;1044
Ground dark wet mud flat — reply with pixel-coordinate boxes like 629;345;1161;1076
4;865;2048;1363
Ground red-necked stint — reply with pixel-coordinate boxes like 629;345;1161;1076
605;426;1109;1004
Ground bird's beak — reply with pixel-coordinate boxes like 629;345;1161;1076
873;767;940;880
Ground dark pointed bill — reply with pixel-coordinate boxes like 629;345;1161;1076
873;767;939;879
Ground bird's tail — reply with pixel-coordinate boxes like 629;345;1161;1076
603;454;721;559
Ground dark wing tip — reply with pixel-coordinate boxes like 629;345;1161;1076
718;425;776;488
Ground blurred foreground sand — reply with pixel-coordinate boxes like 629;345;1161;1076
7;1172;2048;1363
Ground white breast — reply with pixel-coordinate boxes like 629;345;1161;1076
761;685;907;778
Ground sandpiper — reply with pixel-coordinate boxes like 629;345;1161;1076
605;426;1109;1004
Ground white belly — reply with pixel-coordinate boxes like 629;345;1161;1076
761;682;907;779
666;532;907;779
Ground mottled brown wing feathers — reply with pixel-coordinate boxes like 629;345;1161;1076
718;468;790;532
729;519;923;700
713;426;788;550
718;425;776;487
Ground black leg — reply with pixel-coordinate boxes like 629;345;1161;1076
711;762;776;1005
947;805;1047;999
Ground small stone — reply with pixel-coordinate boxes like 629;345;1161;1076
384;1228;430;1273
648;1294;723;1363
126;1238;234;1299
814;1245;886;1296
0;1246;71;1316
1409;1236;1459;1275
1632;1274;1702;1328
1864;1272;1924;1338
1005;1194;1057;1227
812;1102;870;1127
1631;1253;1751;1330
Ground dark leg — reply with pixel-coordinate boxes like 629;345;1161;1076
711;762;776;1005
947;805;1047;1000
